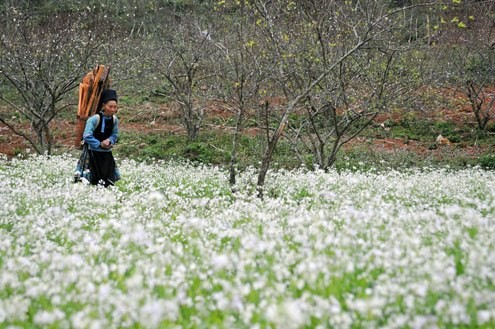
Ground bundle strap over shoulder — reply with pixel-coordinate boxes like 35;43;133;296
91;113;116;127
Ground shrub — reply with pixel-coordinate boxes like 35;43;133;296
183;142;213;163
479;154;495;170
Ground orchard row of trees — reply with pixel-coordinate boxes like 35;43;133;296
1;0;494;193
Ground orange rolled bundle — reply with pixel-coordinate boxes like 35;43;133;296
74;65;111;148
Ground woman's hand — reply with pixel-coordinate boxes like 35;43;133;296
100;139;112;149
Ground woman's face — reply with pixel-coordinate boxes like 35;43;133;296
102;100;118;116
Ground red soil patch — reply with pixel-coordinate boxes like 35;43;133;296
0;90;493;160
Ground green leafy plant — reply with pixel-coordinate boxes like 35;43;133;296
479;154;495;170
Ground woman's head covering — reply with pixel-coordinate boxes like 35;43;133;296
101;89;118;104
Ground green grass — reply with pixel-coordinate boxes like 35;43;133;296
115;129;299;168
113;122;493;173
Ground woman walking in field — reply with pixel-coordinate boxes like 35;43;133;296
80;88;120;186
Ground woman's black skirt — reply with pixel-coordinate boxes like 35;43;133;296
89;150;116;186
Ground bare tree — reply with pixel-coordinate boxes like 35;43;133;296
211;4;268;187
246;0;422;196
287;56;394;170
465;79;495;133
0;7;99;154
424;0;495;134
456;8;495;134
152;12;222;141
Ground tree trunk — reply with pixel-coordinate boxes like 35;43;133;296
182;103;199;141
256;115;288;197
229;107;244;187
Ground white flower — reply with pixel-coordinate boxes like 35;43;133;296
139;300;166;328
211;254;230;271
33;309;65;326
147;191;165;202
265;299;308;329
477;310;492;324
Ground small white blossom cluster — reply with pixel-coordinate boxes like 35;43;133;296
1;154;495;328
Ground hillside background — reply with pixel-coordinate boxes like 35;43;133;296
1;0;495;173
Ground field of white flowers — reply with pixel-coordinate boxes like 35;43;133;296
1;154;495;329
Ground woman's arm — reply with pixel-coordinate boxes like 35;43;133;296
83;115;101;149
